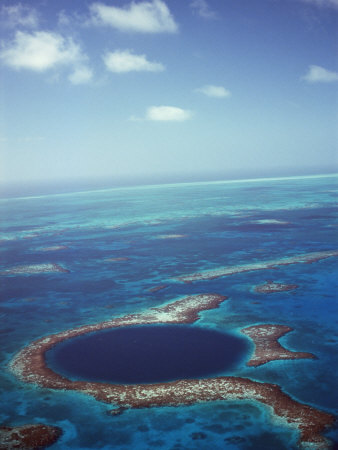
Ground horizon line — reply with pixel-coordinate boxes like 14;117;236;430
0;172;337;202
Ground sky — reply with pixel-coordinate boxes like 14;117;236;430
0;0;337;187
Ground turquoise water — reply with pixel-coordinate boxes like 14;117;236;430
0;174;337;449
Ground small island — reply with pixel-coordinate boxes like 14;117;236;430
241;324;315;366
1;263;70;275
40;246;69;252
254;281;298;293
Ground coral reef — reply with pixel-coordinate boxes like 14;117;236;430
0;424;62;449
241;324;315;366
176;250;338;283
9;294;334;448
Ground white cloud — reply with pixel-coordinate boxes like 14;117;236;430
190;0;217;19
298;0;338;9
58;10;72;27
0;3;39;28
0;31;84;71
69;66;93;84
57;9;87;29
146;106;192;121
90;0;178;33
103;49;164;73
302;65;338;82
196;85;231;98
0;30;92;84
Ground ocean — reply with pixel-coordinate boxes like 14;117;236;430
0;174;337;449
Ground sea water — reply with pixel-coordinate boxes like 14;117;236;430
0;174;337;449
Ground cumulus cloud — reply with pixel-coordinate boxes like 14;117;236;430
69;66;93;84
103;49;164;73
190;0;217;19
0;31;82;71
196;85;231;98
146;106;192;121
0;3;39;28
302;65;338;82
0;30;92;84
298;0;338;9
90;0;178;33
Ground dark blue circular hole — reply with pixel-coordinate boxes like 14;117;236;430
46;325;249;384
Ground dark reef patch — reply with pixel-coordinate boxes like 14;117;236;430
46;325;249;384
0;424;62;449
191;432;207;440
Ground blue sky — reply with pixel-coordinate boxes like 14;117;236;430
0;0;337;185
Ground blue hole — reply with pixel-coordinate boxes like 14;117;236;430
46;325;249;384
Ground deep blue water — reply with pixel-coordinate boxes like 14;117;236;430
0;174;337;449
46;325;249;384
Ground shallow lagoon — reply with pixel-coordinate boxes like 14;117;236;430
0;174;337;449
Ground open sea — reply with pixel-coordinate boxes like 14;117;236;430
0;174;337;449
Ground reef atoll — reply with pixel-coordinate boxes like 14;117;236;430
40;246;69;252
9;293;335;449
1;263;69;275
254;281;298;293
176;250;338;283
241;324;315;366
